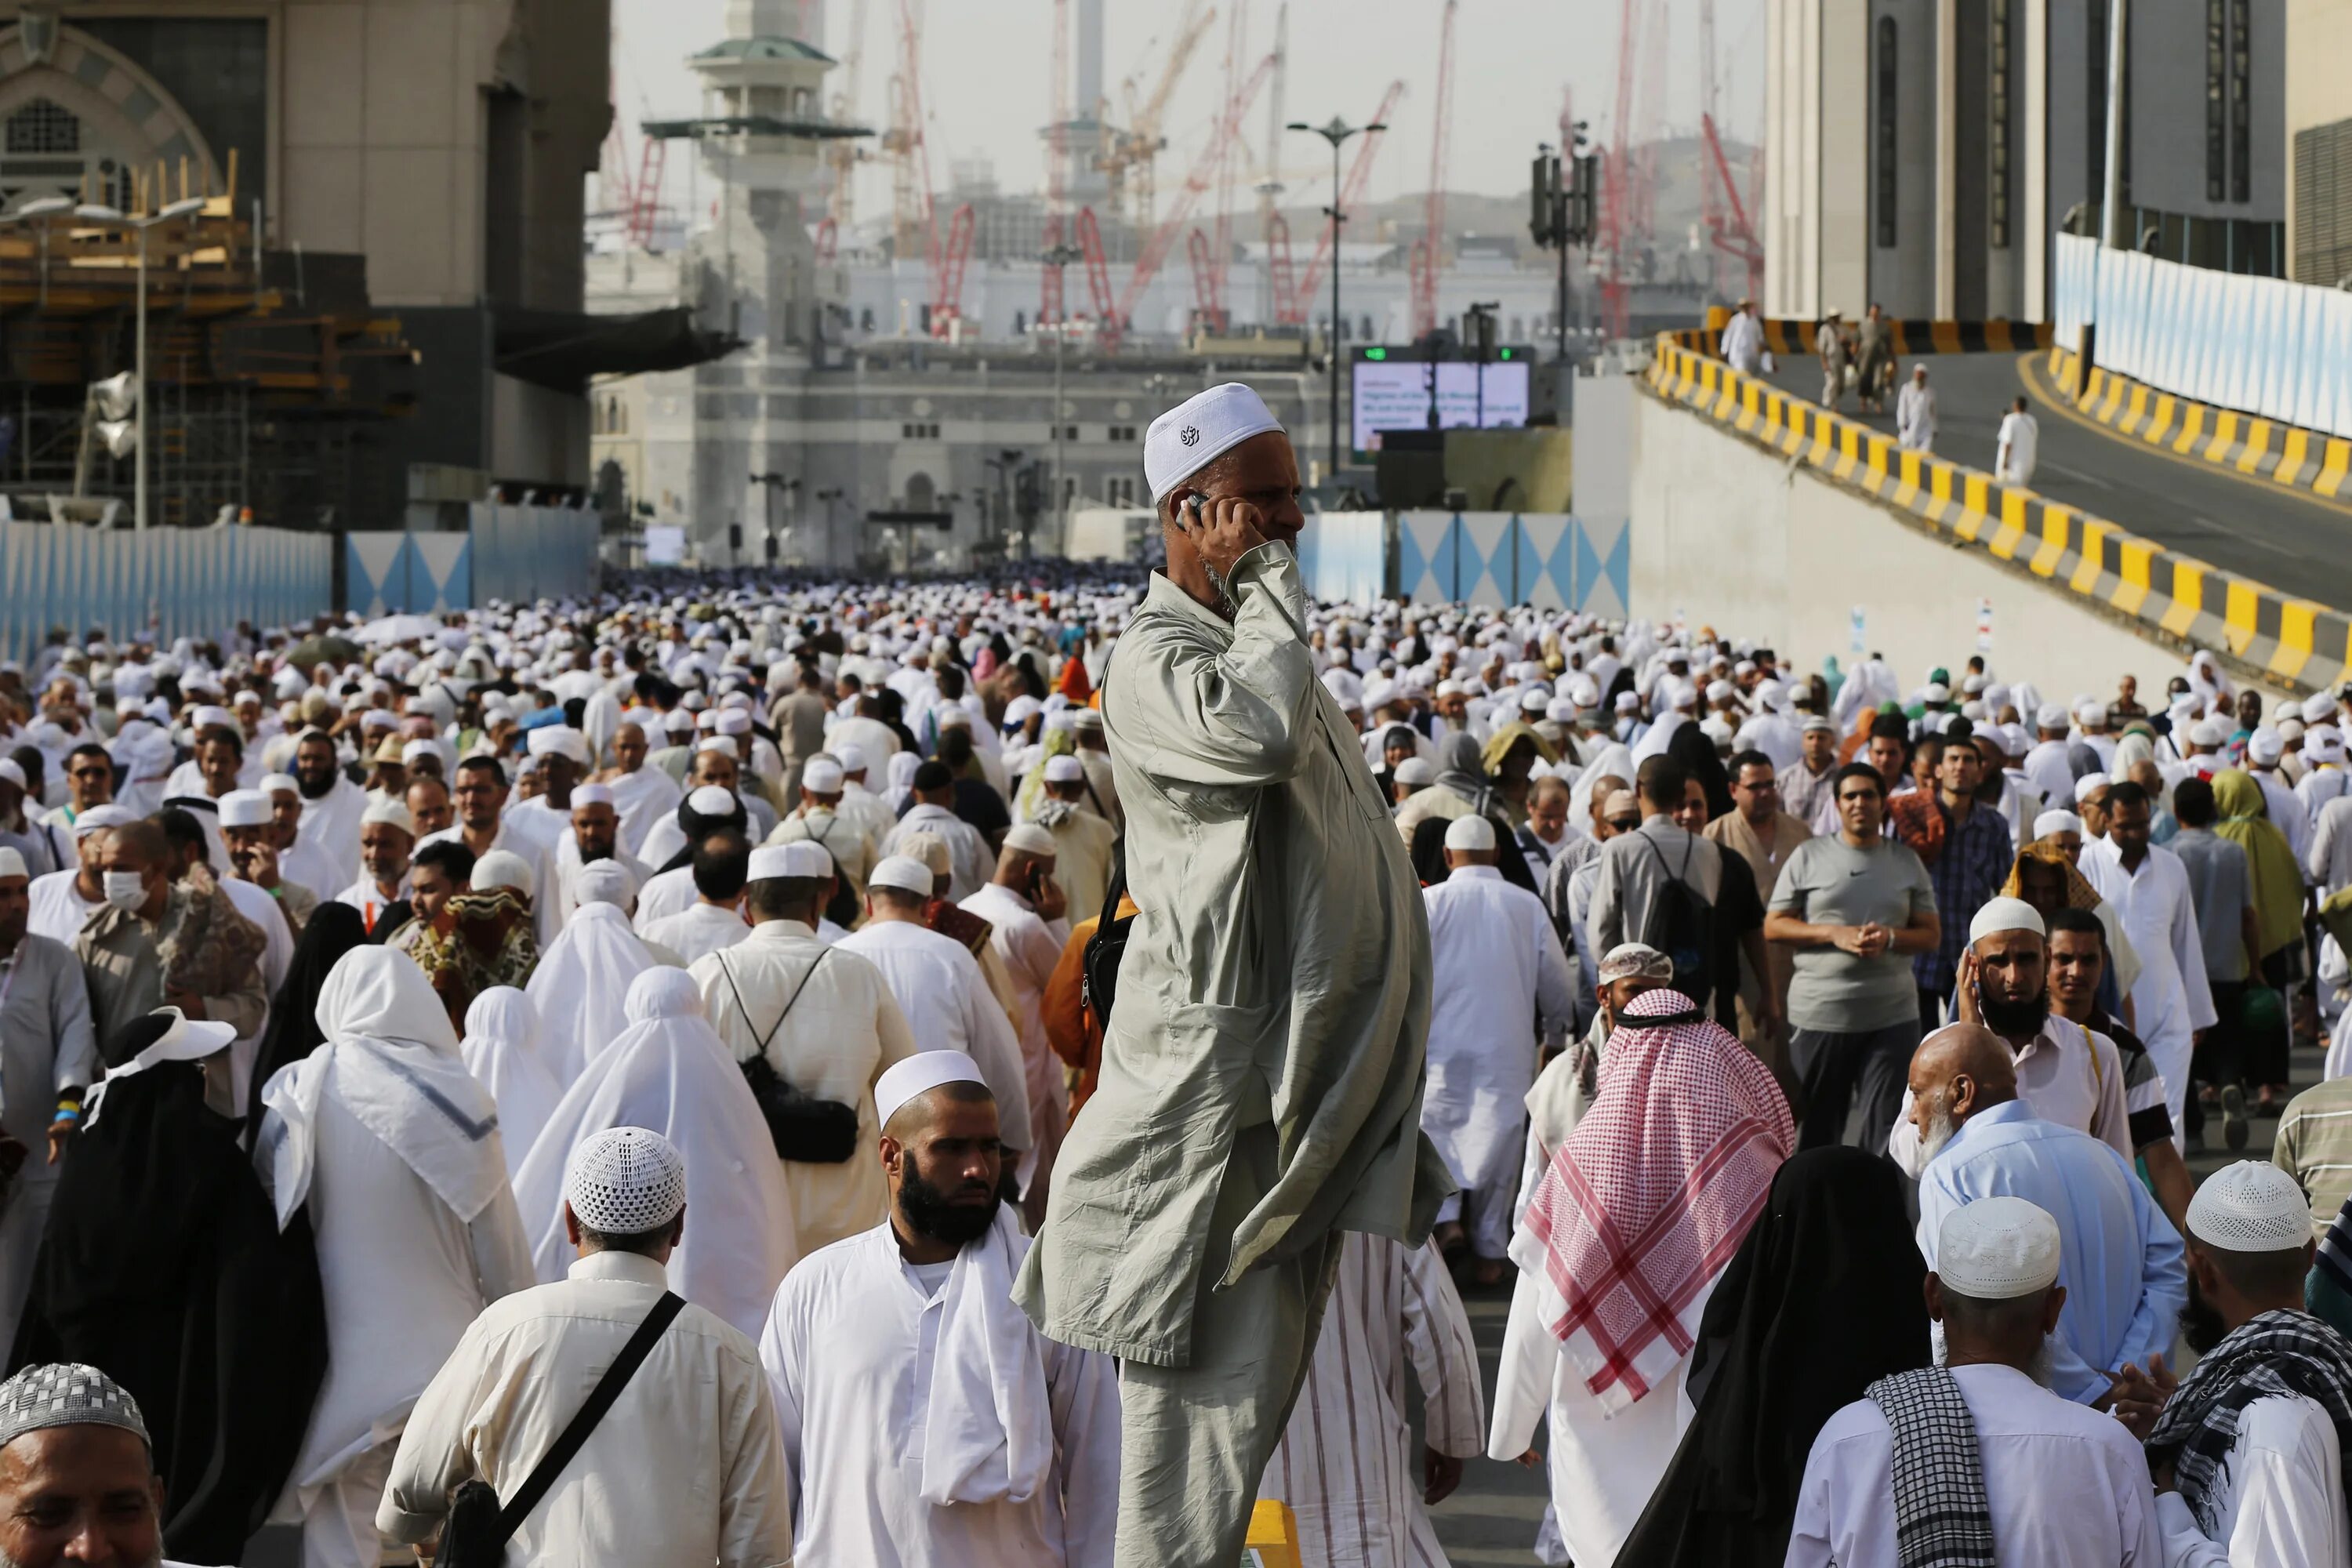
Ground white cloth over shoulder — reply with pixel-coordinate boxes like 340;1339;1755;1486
922;1207;1053;1506
457;987;561;1183
510;967;798;1341
524;900;662;1086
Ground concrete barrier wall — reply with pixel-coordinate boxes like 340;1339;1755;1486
1628;390;2191;695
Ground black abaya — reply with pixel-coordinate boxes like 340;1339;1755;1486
245;902;365;1133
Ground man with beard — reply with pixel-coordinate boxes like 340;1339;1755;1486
2109;1160;2352;1566
262;772;343;906
549;782;648;927
1885;898;2131;1174
290;729;369;887
758;1051;1118;1566
1786;1196;2164;1565
0;1363;192;1568
1908;1022;2185;1406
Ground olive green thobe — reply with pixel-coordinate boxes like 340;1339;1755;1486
1013;542;1451;1568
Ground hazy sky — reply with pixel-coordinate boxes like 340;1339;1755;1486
611;0;1765;219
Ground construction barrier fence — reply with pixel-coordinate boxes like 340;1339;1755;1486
0;520;332;663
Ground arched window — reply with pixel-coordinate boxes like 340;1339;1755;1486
6;99;77;154
905;473;935;511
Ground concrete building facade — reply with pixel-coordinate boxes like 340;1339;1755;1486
1767;0;2285;322
2286;0;2352;285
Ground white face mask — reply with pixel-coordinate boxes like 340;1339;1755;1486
101;870;148;912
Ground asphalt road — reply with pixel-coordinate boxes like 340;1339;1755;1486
1751;349;2352;612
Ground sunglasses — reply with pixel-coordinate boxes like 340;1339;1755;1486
1607;815;1642;831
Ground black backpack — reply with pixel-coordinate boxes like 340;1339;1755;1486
1637;833;1715;1001
1080;842;1132;1027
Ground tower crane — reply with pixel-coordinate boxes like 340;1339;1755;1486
1105;49;1275;348
1407;0;1457;340
1287;79;1403;322
1104;1;1217;230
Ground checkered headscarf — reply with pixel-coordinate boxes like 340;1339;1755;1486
1866;1367;1996;1568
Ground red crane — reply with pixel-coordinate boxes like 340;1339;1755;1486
1408;0;1457;340
1075;205;1116;323
1288;78;1403;321
931;202;975;336
1187;227;1224;329
626;134;667;249
1105;49;1274;348
1702;113;1763;299
886;0;939;303
1210;0;1251;325
1266;210;1298;325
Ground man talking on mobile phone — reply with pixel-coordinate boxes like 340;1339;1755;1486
1013;381;1451;1568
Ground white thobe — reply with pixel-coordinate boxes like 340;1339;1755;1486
550;835;652;927
296;775;372;887
1420;867;1575;1256
835;784;899;851
1260;1235;1485;1568
2251;770;2314;867
2026;739;2078;811
1786;1363;2165;1566
216;874;294;1110
961;882;1073;1196
1488;1265;1716;1568
758;1222;1120;1568
332;874;409;932
643;902;753;964
607;762;684;856
2300;768;2350;835
690;920;919;1254
280;836;343;903
382;1249;793;1568
2082;843;2218;1142
1897;382;1938;450
881;804;994;902
829;715;902;766
2155;1393;2351;1568
634;863;702;931
498;795;573;866
1885;1014;2135;1175
27;870;100;946
834;919;1033;1156
1722;310;1765;375
1996;409;2040;486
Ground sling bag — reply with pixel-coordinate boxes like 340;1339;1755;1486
715;948;864;1163
436;1290;686;1568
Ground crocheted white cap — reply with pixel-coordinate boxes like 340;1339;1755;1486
1936;1196;2061;1300
0;1363;149;1454
564;1126;687;1234
2187;1160;2312;1253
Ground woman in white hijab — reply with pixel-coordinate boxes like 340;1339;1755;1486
523;877;662;1087
458;987;561;1181
511;967;798;1339
883;749;922;814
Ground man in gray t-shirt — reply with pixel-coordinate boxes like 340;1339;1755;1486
1765;762;1940;1150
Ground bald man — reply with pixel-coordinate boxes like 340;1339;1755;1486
1907;1024;2186;1406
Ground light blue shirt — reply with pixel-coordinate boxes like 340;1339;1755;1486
1918;1098;2187;1405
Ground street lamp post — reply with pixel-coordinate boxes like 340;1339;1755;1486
75;196;205;532
1040;243;1083;561
1288;115;1384;488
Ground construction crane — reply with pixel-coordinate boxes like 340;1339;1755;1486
1702;113;1763;299
1106;49;1275;348
1407;0;1457;340
1075;205;1116;322
1287;78;1403;322
824;0;870;230
1209;0;1252;336
1267;210;1298;325
882;0;938;299
933;201;975;334
625;132;668;249
1596;0;1640;337
1105;1;1216;229
1041;0;1072;325
1187;227;1223;329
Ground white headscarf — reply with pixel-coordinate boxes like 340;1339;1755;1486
524;901;662;1086
921;1204;1055;1508
256;947;511;1229
884;750;922;813
459;986;561;1181
510;967;797;1339
1567;741;1637;829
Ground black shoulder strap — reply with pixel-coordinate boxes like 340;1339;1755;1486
715;946;832;1056
495;1291;684;1541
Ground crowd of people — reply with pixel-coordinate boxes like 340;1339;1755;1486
3;385;2352;1568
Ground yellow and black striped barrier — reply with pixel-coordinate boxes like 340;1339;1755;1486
2045;345;2352;508
1642;335;2350;693
1666;315;2053;358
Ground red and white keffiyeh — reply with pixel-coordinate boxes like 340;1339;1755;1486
1510;989;1793;1413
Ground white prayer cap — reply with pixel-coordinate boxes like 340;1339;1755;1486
2034;809;2085;840
1069;708;1104;732
750;841;832;881
1144;382;1286;500
219;789;273;828
69;804;133;840
801;758;845;793
0;848;24;881
1922;682;1951;704
564;1127;687;1234
1003;823;1058;857
191;704;234;730
1598;942;1675;983
2279;718;2307;745
2247;726;2285;765
1704;679;1735;704
1517;690;1550;715
1615;691;1642;713
834;742;868;774
2311;728;2347;765
572;782;615;808
2187;1160;2314;1251
471;849;535;898
685;785;738;816
525;726;591;765
261;772;299;795
1393;757;1436;787
1443;815;1497;852
869;855;933;895
1043;755;1086;783
2073;771;2111;804
1799;713;1836;734
2304;693;2337;724
937;706;972;730
2189;719;2227;748
695;735;739;760
1936;1196;2062;1300
401;739;438;766
874;1049;990;1128
0;760;21;790
1967;897;2044;946
714;708;753;736
2078;701;2111;727
574;860;636;908
361;799;416;835
2034;702;2069;730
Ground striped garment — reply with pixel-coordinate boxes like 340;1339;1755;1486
1260;1234;1486;1568
2273;1077;2352;1236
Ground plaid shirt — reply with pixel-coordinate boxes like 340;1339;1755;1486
1910;800;2016;995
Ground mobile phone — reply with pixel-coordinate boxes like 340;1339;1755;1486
1184;495;1204;527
